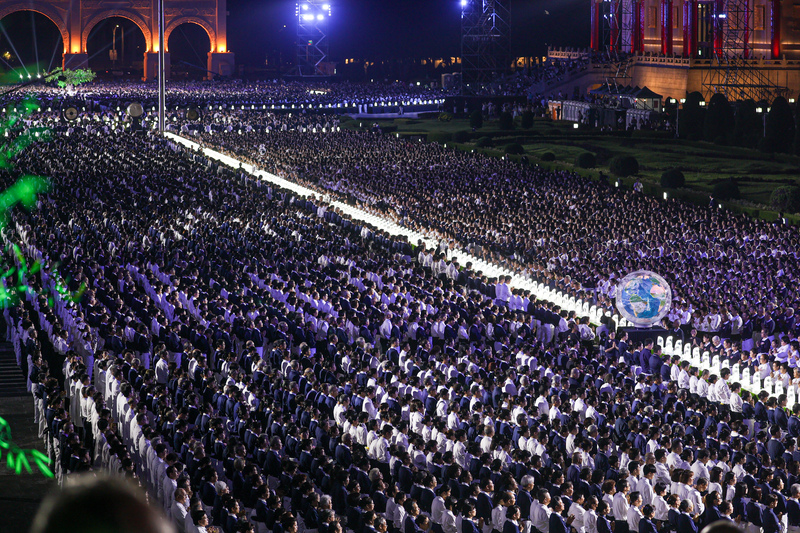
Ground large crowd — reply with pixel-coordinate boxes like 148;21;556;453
31;79;451;111
3;83;800;533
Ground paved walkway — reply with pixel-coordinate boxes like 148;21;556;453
163;132;601;325
0;395;56;533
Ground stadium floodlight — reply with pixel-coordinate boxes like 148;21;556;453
296;0;331;76
460;0;467;6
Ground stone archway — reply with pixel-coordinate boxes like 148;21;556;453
0;3;69;53
0;0;233;79
81;10;153;54
164;17;216;53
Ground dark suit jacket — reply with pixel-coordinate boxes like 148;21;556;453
549;512;569;533
639;518;657;533
462;519;480;533
677;513;698;533
763;508;781;533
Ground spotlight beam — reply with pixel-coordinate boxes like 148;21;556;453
47;34;61;72
0;20;30;77
29;10;40;71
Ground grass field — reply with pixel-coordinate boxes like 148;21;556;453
342;115;800;220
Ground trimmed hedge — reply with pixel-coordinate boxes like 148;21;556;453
469;110;483;129
540;151;556;162
453;130;471;143
770;186;800;213
499;112;514;130
712;179;741;200
427;132;453;143
521;111;534;129
505;143;525;155
609;155;639;177
475;137;493;148
660;169;686;189
576;152;596;169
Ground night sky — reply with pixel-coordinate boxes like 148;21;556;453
0;0;589;73
220;0;588;67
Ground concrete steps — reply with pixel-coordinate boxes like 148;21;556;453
0;343;28;398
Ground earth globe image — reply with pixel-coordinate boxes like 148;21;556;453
615;270;673;328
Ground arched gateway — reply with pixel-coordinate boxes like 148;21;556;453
0;0;233;80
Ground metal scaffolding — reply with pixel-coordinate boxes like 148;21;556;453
295;1;331;77
701;0;788;102
460;0;510;94
600;0;636;54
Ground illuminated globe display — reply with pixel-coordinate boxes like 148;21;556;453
615;270;673;328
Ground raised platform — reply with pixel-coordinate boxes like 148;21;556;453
538;54;800;102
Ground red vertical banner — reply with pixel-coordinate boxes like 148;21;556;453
638;0;645;51
682;0;694;56
611;0;620;50
771;0;781;58
714;0;724;58
631;0;639;53
743;0;750;58
692;0;698;56
591;0;601;50
662;0;673;55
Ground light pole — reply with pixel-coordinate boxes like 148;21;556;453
158;0;165;133
112;25;118;67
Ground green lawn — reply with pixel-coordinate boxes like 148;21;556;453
340;115;800;216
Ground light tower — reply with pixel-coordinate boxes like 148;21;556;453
460;0;511;94
296;2;332;76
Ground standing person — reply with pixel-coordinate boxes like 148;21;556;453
627;493;643;533
548;498;574;533
762;494;782;533
504;506;522;533
595;502;612;533
613;480;631;533
676;501;697;533
638;506;657;533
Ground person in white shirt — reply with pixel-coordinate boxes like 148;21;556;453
492;492;515;533
480;426;494;455
155;353;170;385
696;370;710;398
568;492;587;533
362;387;378;419
651;484;669;522
715;369;732;403
612;480;630;531
368;426;392;464
678;362;691;390
442;498;458;533
690;451;711;485
171;488;189;533
637;465;656;506
729;383;744;413
453;430;468;469
685;477;706;516
626;492;643;533
432;486;451;525
584;497;599;533
531;490;552;533
549;397;562;423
